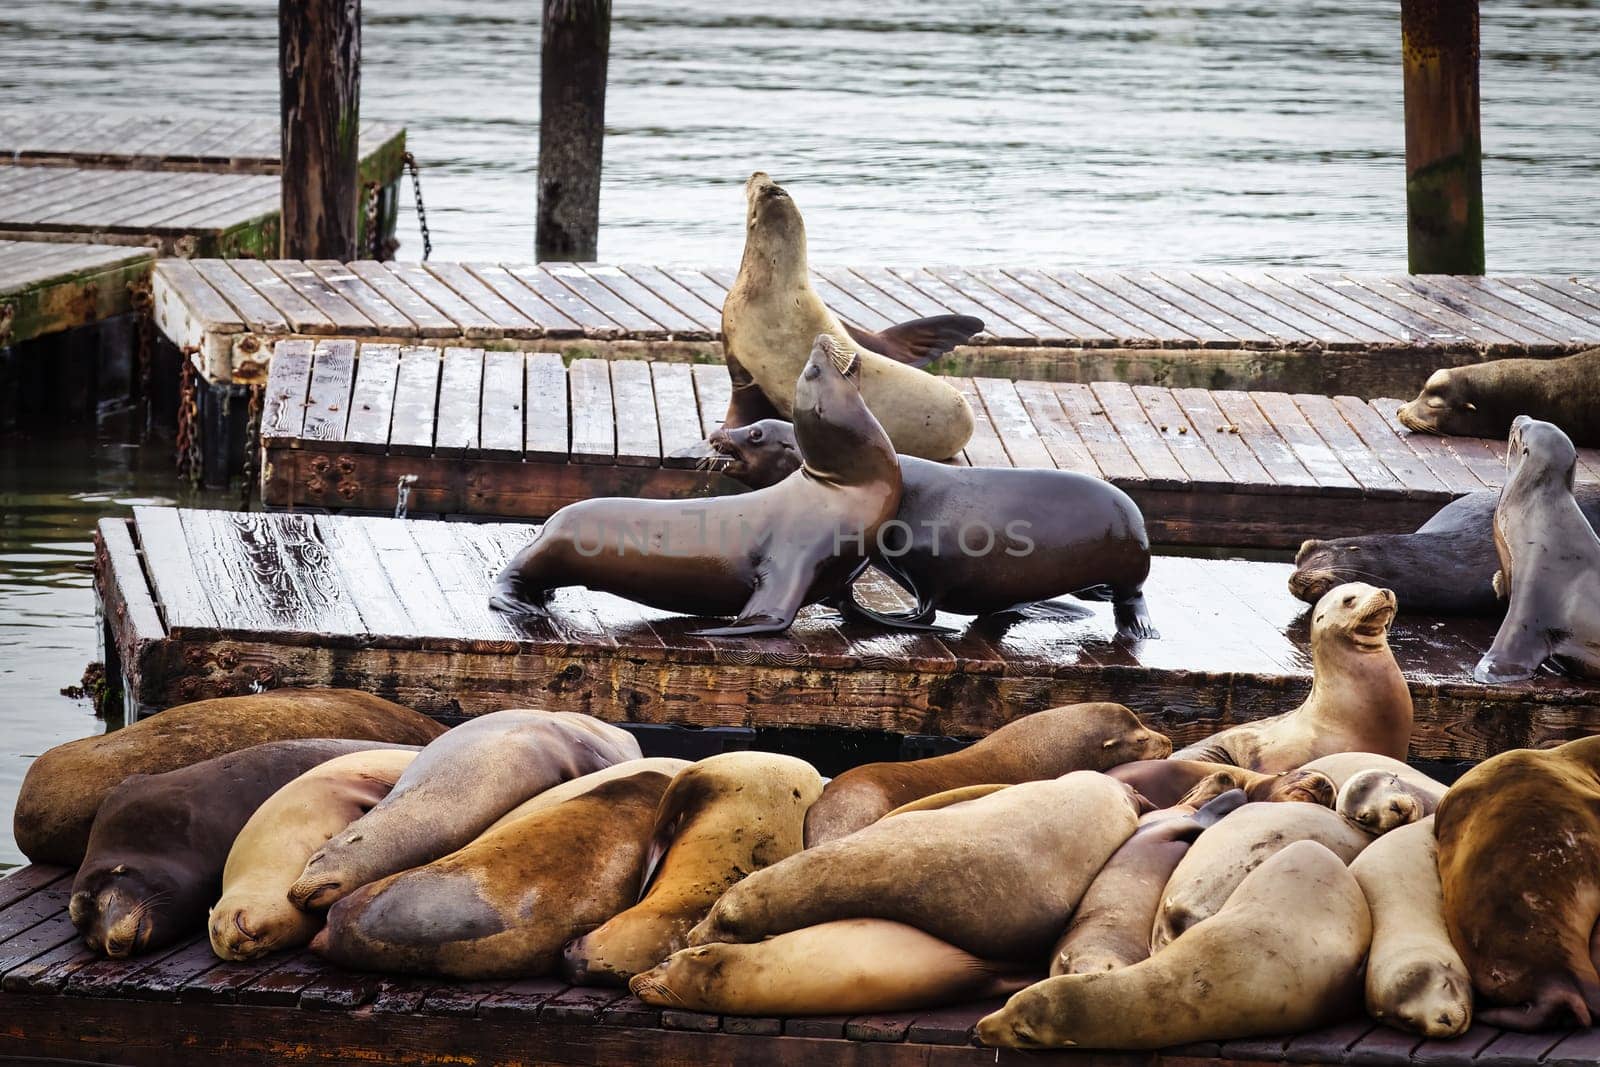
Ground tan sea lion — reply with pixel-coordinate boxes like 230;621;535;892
1299;753;1447;833
721;172;977;460
1475;417;1600;683
14;689;445;867
976;840;1370;1049
632;919;1031;1016
1397;347;1600;446
491;335;902;637
69;739;408;959
1152;799;1373;950
1051;790;1246;977
1170;582;1411;771
1435;736;1600;1029
485;757;692;831
1349;816;1472;1038
805;702;1170;846
289;709;640;911
689;771;1140;961
208;748;418;962
1107;759;1334;809
563;752;824;985
311;770;672;979
880;782;1013;818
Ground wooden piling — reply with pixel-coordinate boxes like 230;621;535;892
1400;0;1484;275
279;0;362;260
537;0;611;262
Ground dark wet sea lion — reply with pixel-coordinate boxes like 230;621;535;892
1397;347;1600;446
721;172;976;459
711;418;1157;637
289;710;640;911
492;335;901;636
1435;736;1600;1030
1106;758;1334;809
14;689;445;867
69;739;409;959
805;702;1170;847
311;770;672;978
1289;486;1600;616
1475;417;1600;683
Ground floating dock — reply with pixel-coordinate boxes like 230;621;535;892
256;340;1600;547
0;863;1592;1066
0;240;154;349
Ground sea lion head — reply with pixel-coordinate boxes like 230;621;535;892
975;984;1063;1049
629;945;722;1008
742;172;807;281
1398;367;1499;438
1107;717;1173;763
1376;957;1473;1038
71;859;185;959
1262;768;1337;807
1313;581;1397;653
792;334;895;485
208;893;317;963
1289;537;1389;604
708;418;801;490
288;841;357;912
1337;769;1423;833
1506;415;1578;491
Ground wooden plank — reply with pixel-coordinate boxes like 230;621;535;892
131;506;220;631
1043;268;1196;345
1163;270;1327;345
1210;391;1321;490
346;260;458;337
506;264;624;337
968;266;1118;341
1329;394;1451;499
951;378;1011;467
1090;381;1189;489
149;259;245;335
1133;385;1234;486
378;262;501;339
1392;274;1562;348
1412;275;1574;346
478;350;527;459
1530;274;1600;315
652;361;707;468
1472;1030;1570;1067
610;360;663;467
1054;382;1144;482
1227;269;1389;346
1011;379;1101;476
812;266;920;329
1247;391;1363;494
260;339;315;445
400;521;526;649
423;262;540;337
0;867;69;913
351;518;475;646
1409;1024;1506;1066
568;358;617;464
305;260;419;335
810;269;898;332
1133;269;1293;346
844;266;952;320
341;343;402;452
1498;275;1600;327
1264;269;1420;344
888;267;1033;342
580;264;706;337
1469;275;1600;343
542;263;665;337
191;260;290;334
618;263;722;332
1169;387;1276;487
691;364;732;439
389;346;442;457
525;352;569;461
312;514;425;641
659;267;730;318
465;264;583;337
1301;273;1474;348
264;261;375;336
1291;393;1405;494
971;377;1054;468
300;339;358;447
1368;399;1489;494
930;266;1064;340
1081;270;1237;346
228;259;335;334
433;347;485;458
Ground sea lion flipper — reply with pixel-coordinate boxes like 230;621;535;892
691;564;813;637
1474;610;1553;684
720;350;785;429
846;315;985;369
1112;592;1159;640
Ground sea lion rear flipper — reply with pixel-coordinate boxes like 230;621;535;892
1112;591;1159;640
845;315;984;369
1473;614;1553;684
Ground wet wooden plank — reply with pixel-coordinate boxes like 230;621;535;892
1209;390;1321;491
539;986;630;1024
1529;274;1600;315
660;267;730;318
845;266;954;320
433;347;485;458
544;263;665;337
0;882;69;941
1054;382;1145;482
1343;272;1522;347
0;911;78;977
341;343;402;452
132;505;221;631
1249;391;1364;495
266;260;374;336
1344;1025;1422;1064
610;359;663;467
476;978;569;1020
300;339;358;447
1090;381;1189;489
1500;275;1600;327
417;980;507;1016
1300;273;1472;348
191;260;290;334
1328;395;1451;499
1394;275;1563;348
967;266;1117;340
1185;270;1355;347
972;377;1054;468
389;346;442;457
347;260;458;338
691;364;732;438
232;952;326;1006
1291;393;1404;494
525;352;569;462
1408;1024;1506;1066
1133;385;1234;487
478;349;526;459
229;259;334;334
929;266;1062;339
507;264;624;337
1468;276;1600;344
465;264;583;337
1368;399;1488;494
903;999;1001;1045
810;269;897;331
305;260;418;335
1136;269;1294;345
0;866;71;912
843;1009;924;1043
1226;269;1385;346
1472;1030;1570;1067
1170;387;1275;487
812;265;920;329
152;259;245;334
652;361;706;468
353;517;475;645
380;262;501;339
0;935;96;994
952;378;1012;467
618;263;722;333
1083;270;1237;346
1012;379;1101;475
889;267;1033;342
312;514;424;641
568;358;616;464
423;262;540;338
1042;268;1195;345
581;264;708;337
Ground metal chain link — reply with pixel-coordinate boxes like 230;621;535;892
403;151;432;261
126;278;155;435
363;181;381;260
240;384;263;511
175;362;202;486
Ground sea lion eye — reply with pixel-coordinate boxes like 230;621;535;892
749;427;763;442
1342;595;1356;607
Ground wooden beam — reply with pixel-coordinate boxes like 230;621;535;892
1401;0;1484;275
279;0;362;260
537;0;611;262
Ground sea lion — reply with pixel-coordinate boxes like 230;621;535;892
710;418;1158;637
1289;487;1600;615
69;739;406;959
720;172;976;460
1349;816;1472;1038
1435;736;1600;1030
1108;758;1335;809
563;752;823;985
1336;769;1441;833
1475;417;1600;683
491;335;902;637
484;757;692;831
1170;582;1411;771
631;919;1031;1016
311;770;671;979
689;771;1140;962
1051;790;1246;977
805;702;1169;846
1397;347;1600;446
289;709;640;911
881;783;1013;817
976;840;1370;1049
1152;800;1374;950
13;689;444;867
209;748;418;961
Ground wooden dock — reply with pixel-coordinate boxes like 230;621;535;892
2;864;1594;1067
95;507;1600;762
150;257;1600;389
0;240;154;349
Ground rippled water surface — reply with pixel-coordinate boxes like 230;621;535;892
1;0;1598;864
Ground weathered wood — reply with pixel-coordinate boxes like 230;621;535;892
279;0;362;259
0;239;153;348
536;0;611;261
1401;0;1484;275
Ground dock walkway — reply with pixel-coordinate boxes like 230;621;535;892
0;239;154;348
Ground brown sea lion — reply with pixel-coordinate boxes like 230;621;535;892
976;840;1370;1049
1170;582;1411;771
1051;790;1246;977
1107;758;1334;809
1397;347;1600;446
805;703;1170;846
210;748;418;961
881;783;1014;818
289;709;640;911
311;770;671;979
1349;816;1472;1038
562;752;823;986
632;919;1032;1016
1289;487;1600;616
710;418;1158;637
720;172;976;460
1152;800;1374;950
484;757;692;831
689;771;1140;962
1475;417;1600;683
69;739;408;959
491;335;901;637
14;689;444;867
1435;736;1600;1030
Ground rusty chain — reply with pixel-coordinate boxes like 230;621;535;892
126;278;154;431
363;181;381;259
240;384;263;510
174;361;202;486
403;151;432;261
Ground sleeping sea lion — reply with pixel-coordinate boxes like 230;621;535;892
14;688;444;867
484;757;692;831
1298;753;1447;835
491;335;901;637
1397;347;1600;446
69;739;407;959
710;418;1158;637
1475;417;1600;683
804;702;1169;846
977;840;1370;1049
1107;758;1335;809
720;172;976;460
289;709;639;911
1170;582;1411;771
1435;736;1600;1030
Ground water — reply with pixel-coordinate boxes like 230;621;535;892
0;0;1597;865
